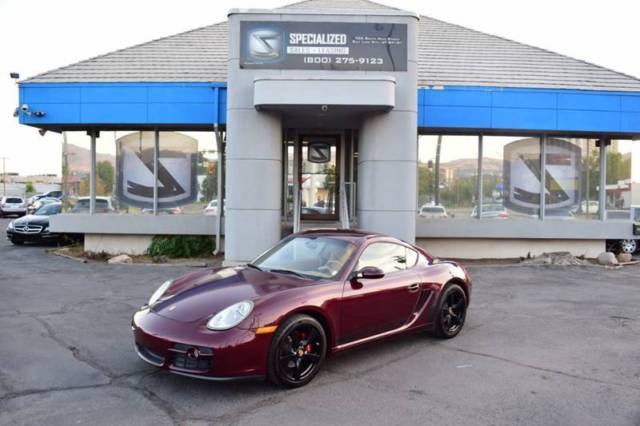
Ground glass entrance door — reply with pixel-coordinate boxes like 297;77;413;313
299;135;339;221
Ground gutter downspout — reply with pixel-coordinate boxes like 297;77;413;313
213;125;224;256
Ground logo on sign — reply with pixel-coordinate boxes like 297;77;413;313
503;138;581;214
248;29;283;60
308;143;331;163
115;132;198;208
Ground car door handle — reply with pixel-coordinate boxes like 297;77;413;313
408;283;420;292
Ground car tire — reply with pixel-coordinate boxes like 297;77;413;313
433;283;467;339
10;238;24;246
618;239;638;254
267;314;327;388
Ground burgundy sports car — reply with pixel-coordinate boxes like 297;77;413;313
132;229;471;388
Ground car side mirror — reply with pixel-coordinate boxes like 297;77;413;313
356;266;385;280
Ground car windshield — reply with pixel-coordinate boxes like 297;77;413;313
35;204;61;216
252;236;357;280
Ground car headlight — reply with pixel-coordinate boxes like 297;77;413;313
42;226;49;233
148;280;172;306
206;300;254;331
7;221;14;230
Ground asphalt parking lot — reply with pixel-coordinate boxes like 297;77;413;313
0;217;639;426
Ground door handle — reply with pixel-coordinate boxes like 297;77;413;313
408;283;420;292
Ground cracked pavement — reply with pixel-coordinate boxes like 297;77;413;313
0;217;639;425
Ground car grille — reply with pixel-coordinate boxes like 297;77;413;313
136;343;165;366
13;224;43;234
169;343;213;373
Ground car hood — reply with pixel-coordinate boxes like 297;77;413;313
152;266;314;323
12;214;50;226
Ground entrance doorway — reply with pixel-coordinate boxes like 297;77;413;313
283;129;358;231
299;134;339;221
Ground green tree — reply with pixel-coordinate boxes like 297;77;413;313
24;182;35;194
96;161;115;195
200;170;218;202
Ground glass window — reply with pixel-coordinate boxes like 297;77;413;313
61;131;93;212
158;131;217;215
35;203;62;216
62;131;220;215
254;236;357;279
357;243;408;274
483;136;541;219
418;135;479;219
406;248;418;268
606;140;639;220
543;138;600;220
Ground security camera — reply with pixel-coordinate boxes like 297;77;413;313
20;104;31;116
321;105;328;112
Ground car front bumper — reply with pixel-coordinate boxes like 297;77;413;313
131;308;272;380
1;208;26;215
6;230;60;242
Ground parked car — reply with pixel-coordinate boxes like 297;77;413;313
70;197;115;213
203;199;226;215
6;202;62;245
470;203;508;219
0;196;27;218
608;205;640;254
418;205;448;219
28;197;59;214
42;190;63;200
132;229;472;387
142;206;183;215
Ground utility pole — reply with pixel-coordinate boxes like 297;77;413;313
1;156;7;196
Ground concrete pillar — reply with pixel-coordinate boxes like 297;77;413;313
224;110;282;264
358;110;417;242
225;12;282;264
358;15;419;243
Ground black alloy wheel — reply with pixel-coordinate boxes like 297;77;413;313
434;284;467;338
268;314;327;388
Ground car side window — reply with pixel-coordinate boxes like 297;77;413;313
357;243;407;274
405;248;418;269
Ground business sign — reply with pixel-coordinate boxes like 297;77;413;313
240;21;407;71
116;132;198;208
503;138;581;214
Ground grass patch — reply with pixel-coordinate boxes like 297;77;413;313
147;235;214;258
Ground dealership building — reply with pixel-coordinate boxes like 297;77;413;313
15;0;640;262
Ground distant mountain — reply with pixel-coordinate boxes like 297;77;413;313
419;157;503;172
65;143;115;173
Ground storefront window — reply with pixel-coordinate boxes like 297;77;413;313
482;136;541;219
62;130;220;216
606;140;639;220
418;135;479;219
542;138;600;220
62;131;116;213
159;131;218;215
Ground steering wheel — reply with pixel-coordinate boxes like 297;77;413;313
318;260;342;275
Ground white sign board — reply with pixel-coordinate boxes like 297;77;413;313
116;132;198;208
503;138;581;214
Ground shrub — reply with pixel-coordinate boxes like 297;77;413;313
147;235;213;258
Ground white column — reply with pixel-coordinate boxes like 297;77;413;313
89;131;97;215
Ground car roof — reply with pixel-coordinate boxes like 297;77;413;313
297;228;383;239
